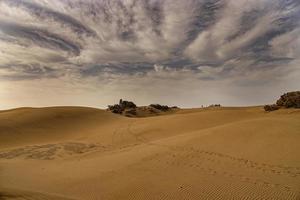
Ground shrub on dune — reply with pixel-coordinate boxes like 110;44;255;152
264;91;300;112
276;91;300;108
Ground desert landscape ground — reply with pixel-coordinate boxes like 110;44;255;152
0;106;299;199
1;0;299;199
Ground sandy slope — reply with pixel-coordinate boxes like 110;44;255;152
0;106;300;199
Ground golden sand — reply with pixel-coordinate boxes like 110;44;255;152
0;106;299;199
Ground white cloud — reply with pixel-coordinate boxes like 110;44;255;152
270;28;300;59
153;64;165;72
184;0;281;61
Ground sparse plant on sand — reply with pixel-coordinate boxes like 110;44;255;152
149;104;170;111
208;104;221;107
264;104;280;112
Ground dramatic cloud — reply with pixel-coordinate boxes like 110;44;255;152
0;0;299;109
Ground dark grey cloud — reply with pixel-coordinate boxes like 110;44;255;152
2;0;96;36
184;0;224;48
0;63;60;80
0;21;81;56
80;62;154;77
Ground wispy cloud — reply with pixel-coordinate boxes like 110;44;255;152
0;0;299;108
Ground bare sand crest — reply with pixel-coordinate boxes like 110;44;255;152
0;106;300;199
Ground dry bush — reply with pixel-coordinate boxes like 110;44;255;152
108;99;136;114
264;104;280;112
149;104;170;111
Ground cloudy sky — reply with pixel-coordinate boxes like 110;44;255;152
0;0;299;109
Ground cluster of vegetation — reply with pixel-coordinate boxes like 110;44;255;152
107;99;178;116
264;91;300;111
108;99;137;114
208;104;221;107
263;104;280;112
149;104;171;111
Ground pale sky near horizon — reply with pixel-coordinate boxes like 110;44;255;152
0;0;299;110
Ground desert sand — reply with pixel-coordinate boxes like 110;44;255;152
0;106;300;199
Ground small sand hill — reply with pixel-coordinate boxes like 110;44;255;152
0;106;300;199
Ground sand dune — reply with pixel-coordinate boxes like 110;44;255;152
0;106;300;199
